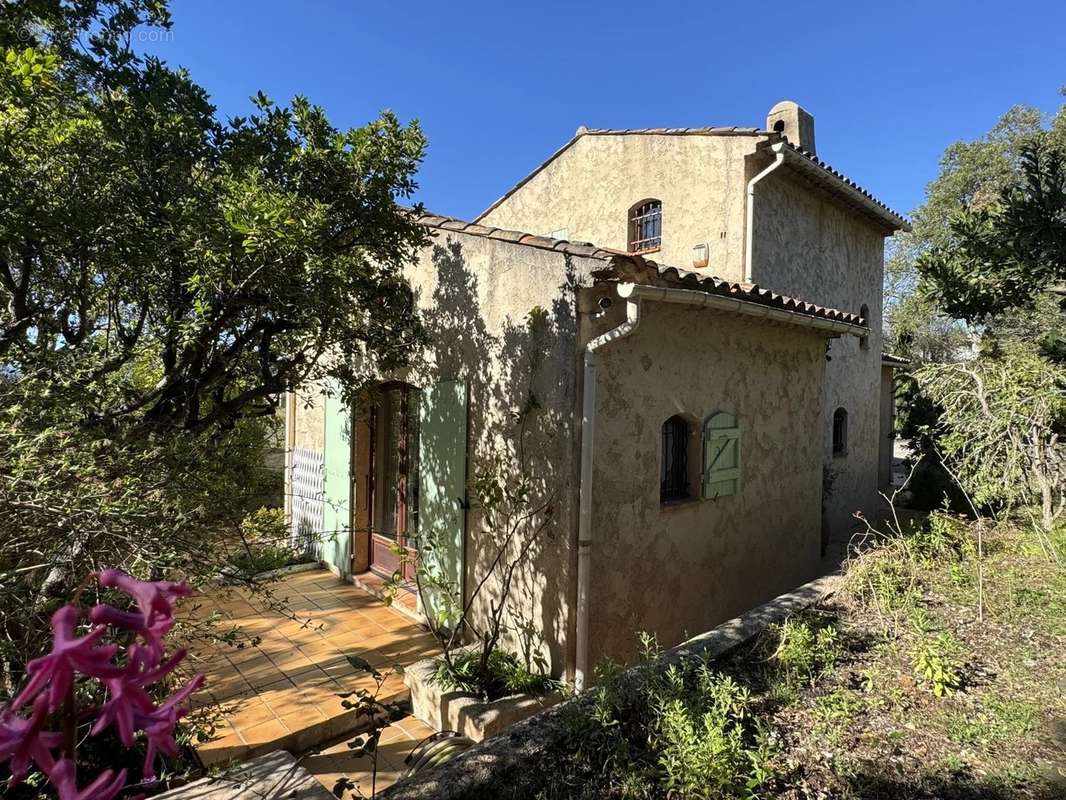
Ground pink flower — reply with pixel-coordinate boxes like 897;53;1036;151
0;693;63;785
88;605;174;660
0;570;204;795
96;570;190;623
11;606;122;712
135;673;204;780
47;758;127;800
90;673;156;747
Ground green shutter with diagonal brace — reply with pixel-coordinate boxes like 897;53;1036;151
322;387;353;573
416;380;468;626
703;411;741;499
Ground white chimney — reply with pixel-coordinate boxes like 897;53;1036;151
766;100;816;156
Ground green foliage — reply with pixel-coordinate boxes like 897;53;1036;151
548;646;781;800
429;648;558;700
653;666;768;800
946;698;1038;748
333;657;406;799
917;143;1066;324
885;97;1066;453
0;0;428;700
766;617;841;687
228;542;299;578
811;689;860;737
916;348;1066;525
240;506;288;544
912;633;966;697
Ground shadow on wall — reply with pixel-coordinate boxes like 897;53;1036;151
410;238;579;676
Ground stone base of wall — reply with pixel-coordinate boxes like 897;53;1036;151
405;656;562;742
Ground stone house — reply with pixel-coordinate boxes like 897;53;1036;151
285;101;908;687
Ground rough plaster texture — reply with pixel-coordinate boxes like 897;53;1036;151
480;130;896;539
585;297;827;663
878;365;895;491
291;386;326;453
377;572;841;800
479;133;757;280
750;168;887;534
387;230;603;679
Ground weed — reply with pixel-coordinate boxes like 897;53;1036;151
946;698;1037;748
766;616;841;687
912;633;966;697
812;689;861;742
907;605;935;635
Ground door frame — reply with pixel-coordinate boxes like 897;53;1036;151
361;382;419;581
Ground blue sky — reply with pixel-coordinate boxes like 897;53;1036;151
150;1;1064;223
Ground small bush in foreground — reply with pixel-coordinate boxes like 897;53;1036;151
430;648;558;701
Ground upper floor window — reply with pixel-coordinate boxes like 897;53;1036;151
661;415;690;502
832;407;848;457
628;199;662;253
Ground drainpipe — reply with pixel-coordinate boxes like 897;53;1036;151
574;290;642;692
744;141;786;284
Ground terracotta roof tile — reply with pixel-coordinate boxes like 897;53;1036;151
607;257;868;327
763;139;910;230
415;212;868;329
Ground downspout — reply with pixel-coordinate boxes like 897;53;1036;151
574;291;642;692
744;141;786;283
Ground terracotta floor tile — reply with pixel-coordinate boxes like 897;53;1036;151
239;718;288;745
190;569;439;764
277;706;327;732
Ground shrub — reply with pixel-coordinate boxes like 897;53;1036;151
912;633;966;697
239;507;288;545
429;648;558;700
766;617;841;687
550;647;781;799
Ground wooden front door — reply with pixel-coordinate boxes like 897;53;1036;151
367;384;419;581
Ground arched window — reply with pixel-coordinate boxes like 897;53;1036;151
661;415;690;502
832;407;848;457
859;304;871;350
628;199;662;253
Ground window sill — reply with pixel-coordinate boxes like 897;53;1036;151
660;496;700;509
833;451;848;459
629;246;661;256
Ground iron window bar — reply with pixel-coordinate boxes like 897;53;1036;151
629;200;662;253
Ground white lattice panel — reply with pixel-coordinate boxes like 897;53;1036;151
290;447;324;558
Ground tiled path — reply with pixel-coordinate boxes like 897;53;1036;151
187;569;438;767
301;715;438;797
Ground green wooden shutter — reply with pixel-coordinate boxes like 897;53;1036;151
703;411;742;499
322;388;353;573
416;380;468;626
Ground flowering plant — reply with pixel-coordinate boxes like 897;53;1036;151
0;570;204;800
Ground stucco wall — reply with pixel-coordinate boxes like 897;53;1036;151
750;169;887;534
479;133;758;281
585;297;827;664
291;386;326;453
878;365;895;492
393;231;604;677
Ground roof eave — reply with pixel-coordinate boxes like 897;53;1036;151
761;141;911;233
617;281;868;337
